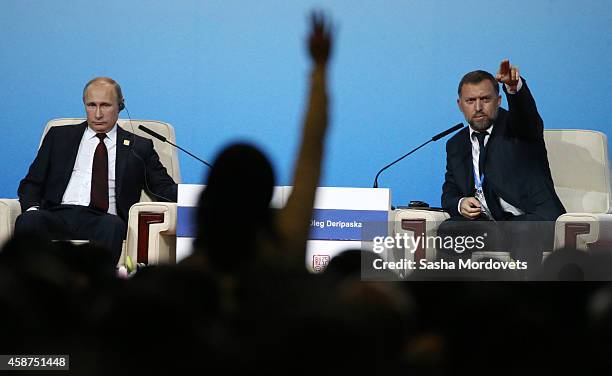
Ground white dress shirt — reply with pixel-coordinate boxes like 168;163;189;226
458;80;525;218
61;125;118;215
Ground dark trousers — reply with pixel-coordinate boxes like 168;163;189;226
14;205;126;265
437;214;555;277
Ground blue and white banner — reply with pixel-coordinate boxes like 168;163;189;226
176;184;391;271
309;209;388;241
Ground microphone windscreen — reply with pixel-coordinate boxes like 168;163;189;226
138;124;167;142
432;123;464;141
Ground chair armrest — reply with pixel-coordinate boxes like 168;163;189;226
554;213;612;252
391;209;450;261
0;199;21;247
126;202;177;265
392;208;450;227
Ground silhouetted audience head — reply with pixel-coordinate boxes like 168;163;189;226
324;249;396;281
202;142;275;214
537;247;612;281
324;249;366;277
194;143;275;272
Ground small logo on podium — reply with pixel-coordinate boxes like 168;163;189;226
313;254;330;272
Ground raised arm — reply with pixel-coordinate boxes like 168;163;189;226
275;11;332;253
496;59;543;140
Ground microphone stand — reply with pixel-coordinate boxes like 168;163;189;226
164;139;212;168
138;124;212;168
373;140;432;188
372;123;464;188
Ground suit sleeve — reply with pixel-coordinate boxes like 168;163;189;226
441;140;462;218
17;128;55;212
504;79;544;141
142;139;177;202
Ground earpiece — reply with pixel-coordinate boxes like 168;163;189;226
119;100;125;111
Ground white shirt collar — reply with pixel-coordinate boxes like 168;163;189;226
469;124;494;139
85;124;117;142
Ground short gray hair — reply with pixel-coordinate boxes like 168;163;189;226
82;77;124;104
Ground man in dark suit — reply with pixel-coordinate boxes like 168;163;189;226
439;60;565;271
15;77;177;264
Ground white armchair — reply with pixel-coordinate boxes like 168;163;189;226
0;118;181;266
391;129;612;262
549;130;612;252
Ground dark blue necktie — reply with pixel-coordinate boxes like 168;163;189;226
473;131;488;176
473;131;503;220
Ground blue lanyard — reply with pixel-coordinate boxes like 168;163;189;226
473;166;484;194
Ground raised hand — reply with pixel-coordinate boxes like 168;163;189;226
274;10;333;258
496;59;520;92
308;11;332;67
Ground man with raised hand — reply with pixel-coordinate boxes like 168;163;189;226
439;60;565;271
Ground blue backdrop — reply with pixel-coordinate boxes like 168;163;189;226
1;0;611;207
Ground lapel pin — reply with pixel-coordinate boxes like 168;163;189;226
123;139;130;146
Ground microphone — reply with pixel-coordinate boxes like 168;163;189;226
139;124;167;142
373;123;464;188
432;123;464;141
138;125;212;168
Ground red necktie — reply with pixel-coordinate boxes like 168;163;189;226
90;133;109;212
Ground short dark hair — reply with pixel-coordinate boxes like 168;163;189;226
457;70;499;97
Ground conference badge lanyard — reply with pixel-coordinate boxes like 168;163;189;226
473;167;494;220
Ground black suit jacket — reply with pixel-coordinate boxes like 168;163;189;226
441;80;565;221
18;122;177;221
